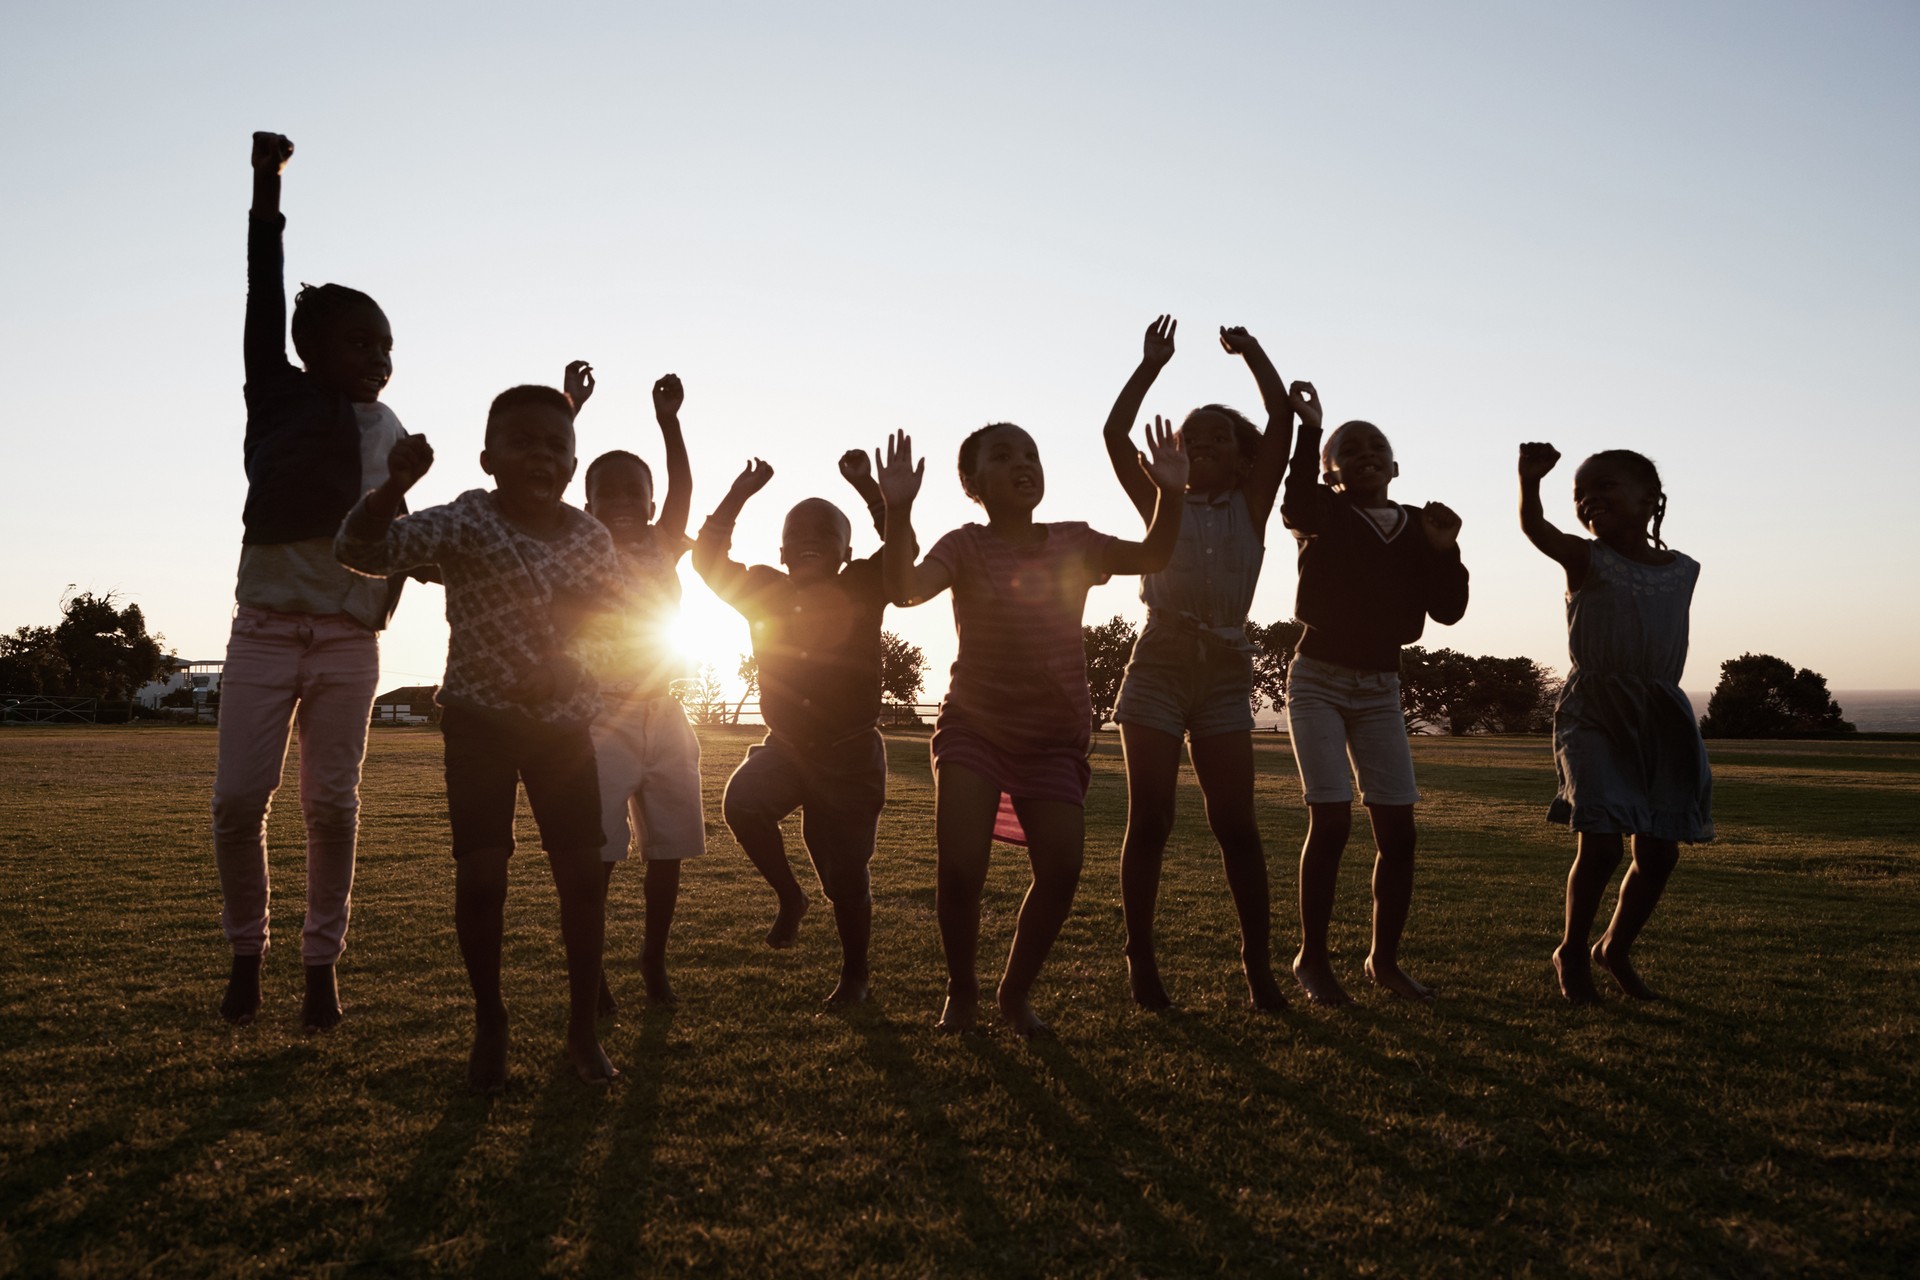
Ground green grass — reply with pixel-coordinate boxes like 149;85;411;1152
1;726;1915;1277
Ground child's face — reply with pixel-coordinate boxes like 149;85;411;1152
1322;422;1397;498
586;459;655;545
482;404;578;511
308;303;393;404
1178;412;1247;493
963;425;1044;512
780;499;853;584
1573;458;1657;541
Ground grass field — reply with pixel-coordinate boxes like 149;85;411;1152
1;726;1915;1278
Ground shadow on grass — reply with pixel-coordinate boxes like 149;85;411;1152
580;1007;676;1272
349;1075;495;1272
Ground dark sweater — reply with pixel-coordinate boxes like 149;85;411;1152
1280;425;1469;672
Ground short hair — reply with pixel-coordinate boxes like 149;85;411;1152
484;384;576;445
290;282;382;365
1320;419;1388;472
957;422;1022;498
784;497;853;548
584;450;652;499
1582;448;1669;548
1182;404;1262;460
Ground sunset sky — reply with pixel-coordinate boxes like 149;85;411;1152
3;1;1916;702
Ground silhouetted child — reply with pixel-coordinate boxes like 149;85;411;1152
693;451;896;1004
1518;443;1712;1004
1101;316;1295;1013
1280;387;1468;1005
336;385;622;1091
214;131;419;1031
576;369;701;1009
878;422;1188;1036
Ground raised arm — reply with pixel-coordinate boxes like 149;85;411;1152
1218;326;1293;532
335;435;441;576
692;458;772;601
652;373;693;553
563;360;595;416
1101;315;1177;522
839;449;888;539
876;431;952;606
1518;442;1590;588
244;132;296;380
1278;380;1330;534
1100;418;1190;575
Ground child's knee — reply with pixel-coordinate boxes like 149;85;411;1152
301;798;359;845
211;793;271;842
722;783;775;840
454;857;510;909
937;860;987;898
1127;804;1177;848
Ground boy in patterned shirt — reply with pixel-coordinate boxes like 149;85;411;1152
336;384;622;1090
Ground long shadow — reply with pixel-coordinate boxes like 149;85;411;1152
346;1081;495;1272
579;1006;676;1273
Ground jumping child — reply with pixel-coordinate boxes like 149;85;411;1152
336;385;622;1090
1101;316;1295;1012
1518;442;1712;1004
1280;388;1468;1005
214;131;417;1031
877;422;1188;1036
576;368;701;1009
693;450;897;1004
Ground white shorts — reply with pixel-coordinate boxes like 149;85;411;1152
1284;654;1421;807
591;695;706;862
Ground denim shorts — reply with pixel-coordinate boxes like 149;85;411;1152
1284;654;1420;806
1113;648;1256;740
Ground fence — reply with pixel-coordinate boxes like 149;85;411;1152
2;695;102;724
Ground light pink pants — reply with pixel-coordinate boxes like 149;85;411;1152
212;606;380;963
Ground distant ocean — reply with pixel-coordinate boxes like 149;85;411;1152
1682;689;1920;734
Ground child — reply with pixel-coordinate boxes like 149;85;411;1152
692;451;897;1004
878;422;1188;1036
336;385;622;1090
213;131;417;1031
1518;443;1712;1004
1280;387;1468;1005
575;369;701;1009
1101;316;1295;1012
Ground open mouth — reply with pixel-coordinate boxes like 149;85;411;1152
1012;474;1038;493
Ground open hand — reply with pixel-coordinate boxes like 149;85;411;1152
1142;315;1177;370
1137;415;1190;492
729;458;774;501
875;430;924;508
653;373;683;420
1420;501;1462;551
251;132;294;174
386;435;434;493
1218;325;1262;357
564;360;594;413
839;448;874;485
1288;380;1323;433
1518;442;1561;481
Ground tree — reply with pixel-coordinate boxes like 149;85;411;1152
879;630;927;707
0;625;68;695
1082;616;1139;733
670;663;731;725
1400;647;1556;735
1700;653;1854;737
0;591;169;700
733;653;759;725
1400;646;1479;734
1245;619;1303;715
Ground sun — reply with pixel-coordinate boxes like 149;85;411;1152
665;578;752;680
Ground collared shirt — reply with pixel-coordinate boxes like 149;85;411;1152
1132;488;1265;665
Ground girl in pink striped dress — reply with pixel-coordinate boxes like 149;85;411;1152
876;423;1188;1036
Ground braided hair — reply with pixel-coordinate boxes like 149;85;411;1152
1585;449;1668;549
289;282;380;366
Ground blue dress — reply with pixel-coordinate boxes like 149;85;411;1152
1548;540;1714;841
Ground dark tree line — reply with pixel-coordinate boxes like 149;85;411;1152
1700;653;1853;737
0;591;171;701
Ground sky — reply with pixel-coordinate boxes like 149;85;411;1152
3;0;1917;702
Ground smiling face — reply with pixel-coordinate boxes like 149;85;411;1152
780;499;853;584
1178;409;1251;493
961;424;1044;513
585;456;655;546
1321;420;1397;502
307;302;393;403
483;402;578;515
1573;456;1658;543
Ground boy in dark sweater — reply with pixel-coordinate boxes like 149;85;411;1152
1278;383;1467;1006
693;451;900;1004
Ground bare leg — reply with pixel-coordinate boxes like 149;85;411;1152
1118;724;1182;1011
1362;803;1431;1000
997;796;1086;1038
1294;801;1354;1005
641;859;681;1005
547;845;617;1084
1191;731;1286;1011
806;805;876;1005
1594;835;1678;999
1556;832;1624;1004
455;850;512;1093
722;759;810;948
596;863;618;1018
933;763;998;1032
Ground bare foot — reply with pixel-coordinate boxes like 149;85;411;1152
596;970;619;1018
1553;944;1603;1006
766;893;809;949
1244;959;1290;1012
1291;951;1354;1007
569;1032;619;1087
1364;956;1434;1002
641;956;678;1006
468;1007;509;1095
1592;939;1662;1001
1126;950;1173;1012
935;986;979;1033
826;972;870;1005
220;954;263;1025
995;991;1053;1039
301;963;342;1031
